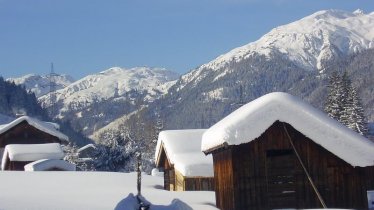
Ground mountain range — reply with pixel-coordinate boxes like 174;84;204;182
35;67;178;135
8;74;75;98
8;9;374;142
146;9;374;130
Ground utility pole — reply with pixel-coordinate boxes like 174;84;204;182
48;63;58;118
135;152;150;209
136;152;142;196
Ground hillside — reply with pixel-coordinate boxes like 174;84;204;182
114;10;374;135
88;10;374;173
0;77;47;118
198;9;374;73
7;74;75;98
38;67;179;136
142;10;373;130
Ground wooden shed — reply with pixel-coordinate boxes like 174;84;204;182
155;129;214;191
202;92;374;210
0;116;69;161
1;143;65;171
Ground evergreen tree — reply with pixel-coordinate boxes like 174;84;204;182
154;108;164;144
325;71;368;136
324;71;344;121
339;71;352;126
0;78;48;118
346;86;368;136
93;128;136;172
62;143;95;171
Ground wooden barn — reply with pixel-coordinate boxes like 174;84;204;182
202;92;374;210
0;116;69;161
155;129;214;191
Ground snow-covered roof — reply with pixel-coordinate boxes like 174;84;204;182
155;129;213;177
1;143;64;170
202;92;374;167
0;116;69;142
24;159;76;171
77;143;97;153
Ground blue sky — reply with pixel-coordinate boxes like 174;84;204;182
1;0;373;79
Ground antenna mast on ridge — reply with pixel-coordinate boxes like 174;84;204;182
48;62;58;118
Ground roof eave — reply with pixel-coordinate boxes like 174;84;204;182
203;142;229;155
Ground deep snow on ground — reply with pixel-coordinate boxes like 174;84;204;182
0;171;217;210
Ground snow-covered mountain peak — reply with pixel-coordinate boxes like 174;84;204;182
353;9;365;16
7;74;75;97
198;9;374;73
98;66;177;81
39;66;179;111
99;66;124;75
308;9;356;20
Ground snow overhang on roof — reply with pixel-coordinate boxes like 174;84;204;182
155;129;214;177
24;159;76;171
202;92;374;167
77;144;97;153
1;143;65;170
0;116;69;142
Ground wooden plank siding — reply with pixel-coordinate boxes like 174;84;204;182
175;170;185;191
184;177;214;191
212;121;374;210
213;148;236;210
159;146;174;191
158;144;215;191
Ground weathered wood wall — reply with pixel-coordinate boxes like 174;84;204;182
212;121;374;210
158;145;215;191
184;177;214;191
175;169;215;191
0;121;61;147
159;147;174;191
7;161;32;170
168;169;175;190
175;170;185;191
213;149;236;210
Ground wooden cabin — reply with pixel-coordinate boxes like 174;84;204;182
155;129;214;191
1;143;65;171
0;116;69;162
202;92;374;210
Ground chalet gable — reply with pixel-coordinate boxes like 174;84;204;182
0;116;69;142
202;92;374;167
155;129;213;177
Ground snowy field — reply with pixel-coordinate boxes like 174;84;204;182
0;171;217;210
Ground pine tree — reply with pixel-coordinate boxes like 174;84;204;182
339;71;352;126
324;71;344;121
93;128;136;172
325;71;369;136
347;86;368;136
62;143;95;171
154;108;164;144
